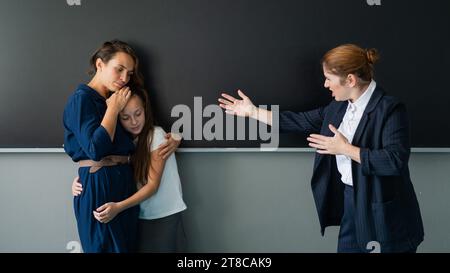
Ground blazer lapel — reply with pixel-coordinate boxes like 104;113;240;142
352;113;369;146
352;87;385;145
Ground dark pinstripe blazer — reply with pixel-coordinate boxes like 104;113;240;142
279;86;424;252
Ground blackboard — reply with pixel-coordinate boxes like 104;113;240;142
0;0;449;148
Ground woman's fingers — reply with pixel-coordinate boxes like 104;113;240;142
121;87;130;98
98;206;110;217
116;86;131;103
328;124;339;134
237;89;248;100
157;139;178;158
158;145;175;158
96;204;107;212
308;135;330;152
308;142;327;150
218;98;234;105
125;89;131;101
119;86;130;94
221;93;238;102
171;133;182;141
219;104;235;111
160;147;171;159
93;210;110;223
93;211;103;222
309;134;329;141
157;141;169;150
72;180;83;196
307;136;327;146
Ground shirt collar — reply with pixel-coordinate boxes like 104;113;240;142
348;80;376;112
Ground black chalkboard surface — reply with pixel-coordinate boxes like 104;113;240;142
0;0;449;148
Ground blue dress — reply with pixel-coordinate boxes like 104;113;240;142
63;84;139;253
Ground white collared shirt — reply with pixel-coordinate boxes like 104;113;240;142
336;80;376;186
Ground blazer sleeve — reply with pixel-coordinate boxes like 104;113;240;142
360;103;410;176
279;106;326;135
64;93;113;161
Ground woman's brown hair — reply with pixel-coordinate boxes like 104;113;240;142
322;44;380;84
88;39;144;89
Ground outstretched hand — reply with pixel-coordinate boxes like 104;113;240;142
307;124;349;155
218;90;256;118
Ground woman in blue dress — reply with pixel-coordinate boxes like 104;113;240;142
63;40;143;253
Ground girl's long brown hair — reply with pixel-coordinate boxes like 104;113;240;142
130;86;155;185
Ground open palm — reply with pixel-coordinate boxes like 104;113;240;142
218;90;255;118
